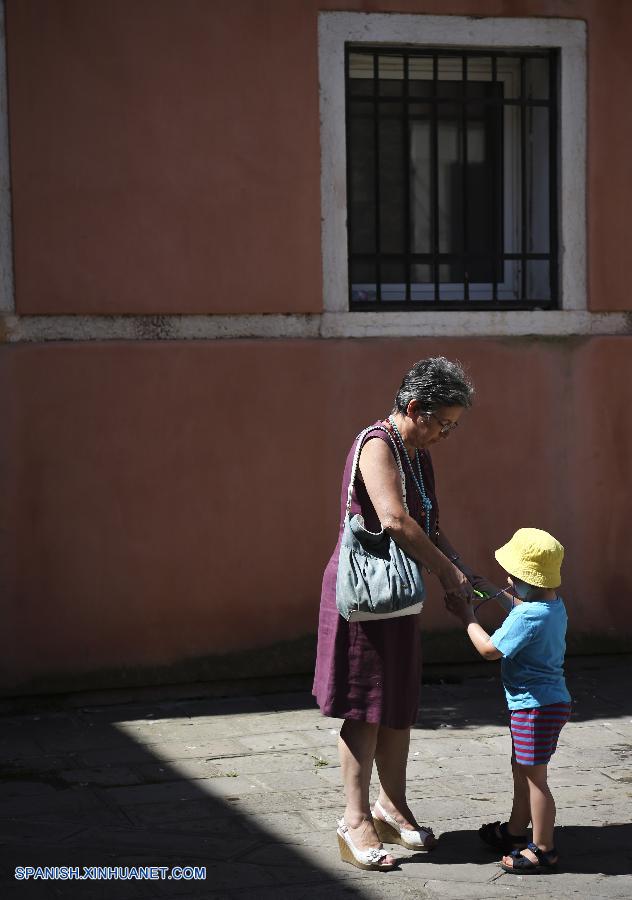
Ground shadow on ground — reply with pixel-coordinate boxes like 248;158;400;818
0;654;629;898
0;693;366;900
400;823;632;876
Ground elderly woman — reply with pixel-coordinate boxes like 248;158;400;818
313;356;476;870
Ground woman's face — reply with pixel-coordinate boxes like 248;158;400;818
411;404;465;449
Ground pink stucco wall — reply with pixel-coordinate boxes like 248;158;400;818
6;0;323;314
6;0;632;313
2;2;632;691
1;338;631;690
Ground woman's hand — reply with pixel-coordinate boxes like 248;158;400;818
434;533;479;601
452;557;477;582
438;561;474;602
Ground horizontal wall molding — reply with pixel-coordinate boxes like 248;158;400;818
0;314;322;342
1;311;629;343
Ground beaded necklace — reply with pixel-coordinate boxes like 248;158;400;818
387;416;433;536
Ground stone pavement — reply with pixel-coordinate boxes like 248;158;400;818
0;655;630;900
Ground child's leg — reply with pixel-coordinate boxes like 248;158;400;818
502;762;557;867
479;755;529;852
507;756;531;835
524;763;556;852
501;702;570;870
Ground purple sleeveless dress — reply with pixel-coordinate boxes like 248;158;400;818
312;424;439;729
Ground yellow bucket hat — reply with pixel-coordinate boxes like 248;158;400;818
494;527;564;589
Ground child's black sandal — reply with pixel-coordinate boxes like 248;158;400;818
500;841;558;874
479;821;528;854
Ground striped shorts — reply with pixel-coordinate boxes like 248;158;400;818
510;701;571;766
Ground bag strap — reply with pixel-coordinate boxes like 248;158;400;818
345;424;409;518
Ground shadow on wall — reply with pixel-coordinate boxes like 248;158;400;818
5;630;632;698
412;654;632;729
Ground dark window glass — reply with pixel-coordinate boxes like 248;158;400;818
346;48;557;309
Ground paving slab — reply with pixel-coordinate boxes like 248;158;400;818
0;655;630;899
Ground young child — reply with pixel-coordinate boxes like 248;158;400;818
446;527;571;874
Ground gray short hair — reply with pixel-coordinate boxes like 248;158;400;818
394;357;475;414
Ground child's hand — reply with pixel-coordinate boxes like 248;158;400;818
470;576;505;598
444;592;476;625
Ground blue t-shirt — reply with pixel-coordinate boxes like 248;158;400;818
490;597;571;710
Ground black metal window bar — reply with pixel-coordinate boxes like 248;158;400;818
345;47;558;310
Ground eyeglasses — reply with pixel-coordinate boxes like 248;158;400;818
423;411;459;435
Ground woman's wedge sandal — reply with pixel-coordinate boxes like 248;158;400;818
479;820;528;854
336;819;397;871
500;842;558;874
372;800;437;850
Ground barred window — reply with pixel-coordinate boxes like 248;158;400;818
346;48;558;310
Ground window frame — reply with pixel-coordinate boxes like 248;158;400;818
318;12;587;336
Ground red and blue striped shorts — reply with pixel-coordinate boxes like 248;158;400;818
510;701;571;766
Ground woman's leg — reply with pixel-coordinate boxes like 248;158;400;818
338;719;395;862
374;724;413;824
373;723;436;843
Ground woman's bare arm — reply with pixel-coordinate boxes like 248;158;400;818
358;439;473;600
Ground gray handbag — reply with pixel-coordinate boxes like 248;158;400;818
335;425;425;622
